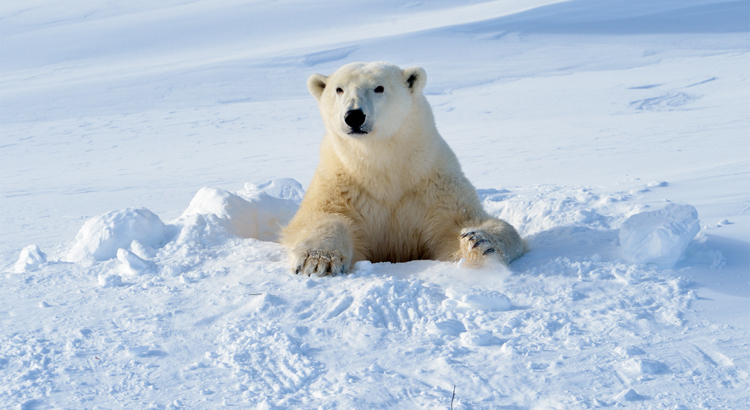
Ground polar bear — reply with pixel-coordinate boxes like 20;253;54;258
281;62;524;275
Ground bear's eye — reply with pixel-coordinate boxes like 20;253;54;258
374;86;384;93
335;87;344;94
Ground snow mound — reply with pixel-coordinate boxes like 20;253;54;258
63;179;302;266
178;188;257;239
14;244;47;273
483;185;642;237
241;178;305;204
613;388;648;402
619;203;700;268
178;182;299;242
444;288;513;311
460;330;495;346
66;208;168;262
98;273;124;288
428;319;467;336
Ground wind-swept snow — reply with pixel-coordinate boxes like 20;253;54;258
1;0;748;408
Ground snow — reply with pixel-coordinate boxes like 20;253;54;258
116;248;156;276
13;244;47;273
66;208;169;263
2;0;749;409
444;287;513;311
619;203;701;268
178;180;299;241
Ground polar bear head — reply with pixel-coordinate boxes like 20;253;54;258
307;62;427;140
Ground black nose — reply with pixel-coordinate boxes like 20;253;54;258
344;109;366;128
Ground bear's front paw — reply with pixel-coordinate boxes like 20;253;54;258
292;249;349;277
459;229;505;266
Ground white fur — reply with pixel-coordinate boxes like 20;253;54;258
282;62;524;276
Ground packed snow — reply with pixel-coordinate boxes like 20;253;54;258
2;0;748;409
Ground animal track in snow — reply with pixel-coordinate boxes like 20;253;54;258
215;325;320;400
630;92;698;111
328;278;444;332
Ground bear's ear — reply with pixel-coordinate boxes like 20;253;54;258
307;73;328;101
402;66;426;95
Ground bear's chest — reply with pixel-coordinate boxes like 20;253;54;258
351;187;433;262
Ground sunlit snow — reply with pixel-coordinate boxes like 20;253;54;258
2;0;748;409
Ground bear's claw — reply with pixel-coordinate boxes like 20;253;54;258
293;249;348;277
459;229;504;266
472;238;490;249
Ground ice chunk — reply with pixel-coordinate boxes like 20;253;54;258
14;244;47;273
619;203;700;268
67;208;168;262
179;187;297;241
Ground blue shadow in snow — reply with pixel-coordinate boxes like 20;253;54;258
450;0;749;35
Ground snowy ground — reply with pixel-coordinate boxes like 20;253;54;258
2;0;749;409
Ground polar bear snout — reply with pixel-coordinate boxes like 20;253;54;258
344;109;369;135
345;109;366;128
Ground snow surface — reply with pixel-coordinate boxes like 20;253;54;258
2;0;749;408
